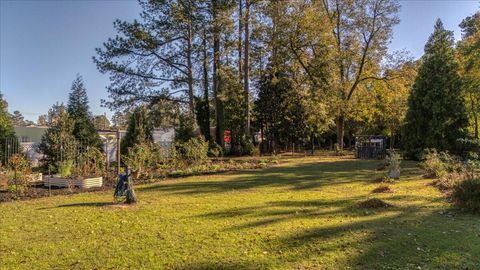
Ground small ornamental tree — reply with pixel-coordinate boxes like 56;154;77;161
8;154;31;196
121;106;153;155
38;105;78;169
67;75;103;150
403;20;469;159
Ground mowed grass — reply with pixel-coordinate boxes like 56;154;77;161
1;157;480;269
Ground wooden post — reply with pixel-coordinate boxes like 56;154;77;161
116;129;121;176
105;136;109;179
48;166;51;196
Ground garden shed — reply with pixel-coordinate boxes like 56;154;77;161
355;135;387;159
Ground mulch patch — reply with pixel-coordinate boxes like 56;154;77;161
0;185;110;203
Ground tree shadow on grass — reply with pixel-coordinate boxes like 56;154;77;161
165;158;453;268
173;157;474;268
276;208;479;269
195;195;479;269
37;202;117;209
197;197;403;231
172;261;267;270
137;159;391;195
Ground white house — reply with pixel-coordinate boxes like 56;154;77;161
13;126;175;166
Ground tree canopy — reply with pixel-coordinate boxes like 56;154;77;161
93;1;479;156
458;11;480;142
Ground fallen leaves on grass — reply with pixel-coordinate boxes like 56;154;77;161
372;176;396;183
357;198;393;209
371;185;394;193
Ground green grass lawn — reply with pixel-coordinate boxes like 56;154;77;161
1;156;480;269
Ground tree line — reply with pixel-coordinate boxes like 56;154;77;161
94;0;478;159
93;0;411;154
1;0;478;161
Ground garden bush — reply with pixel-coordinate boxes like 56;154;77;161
421;149;463;178
422;149;446;178
168;158;276;177
77;147;105;177
8;154;31;195
452;177;480;212
58;160;74;178
0;170;7;191
208;141;223;157
171;137;208;167
422;148;480;191
123;143;155;180
241;139;259;156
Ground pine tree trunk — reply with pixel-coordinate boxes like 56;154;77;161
271;2;279;67
202;29;211;142
470;94;479;141
336;114;345;151
243;0;250;136
311;132;315;155
187;10;195;121
238;0;243;85
212;0;224;147
390;126;395;150
125;177;137;204
475;116;479;142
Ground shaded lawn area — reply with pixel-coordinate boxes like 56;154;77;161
1;157;480;269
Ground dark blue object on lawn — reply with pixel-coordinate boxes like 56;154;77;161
114;173;128;200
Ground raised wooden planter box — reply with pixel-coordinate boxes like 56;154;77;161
44;176;103;189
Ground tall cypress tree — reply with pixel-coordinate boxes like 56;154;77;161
403;19;468;159
67;75;103;149
120;106;153;155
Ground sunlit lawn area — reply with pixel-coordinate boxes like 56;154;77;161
1;156;480;269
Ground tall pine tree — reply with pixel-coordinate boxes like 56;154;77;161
403;19;468;159
67;75;103;150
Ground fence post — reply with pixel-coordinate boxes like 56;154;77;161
116;129;121;176
105;138;109;180
48;166;51;196
14;168;19;197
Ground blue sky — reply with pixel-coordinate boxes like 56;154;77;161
0;0;479;122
